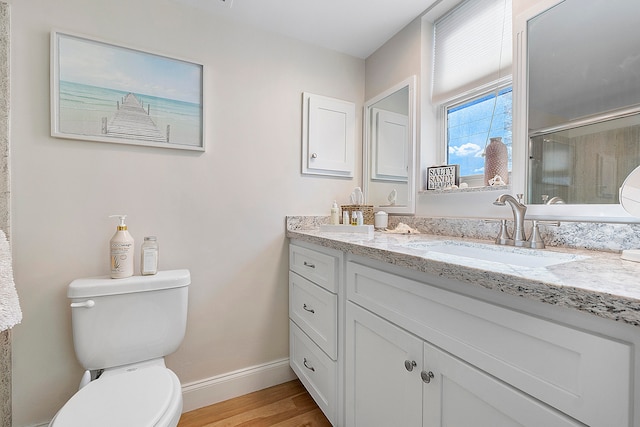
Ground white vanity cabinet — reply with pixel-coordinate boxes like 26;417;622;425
289;242;343;425
345;257;633;427
347;302;583;427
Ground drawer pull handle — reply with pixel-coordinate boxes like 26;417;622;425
421;370;435;383
303;304;315;314
303;358;315;372
303;261;316;268
404;360;417;372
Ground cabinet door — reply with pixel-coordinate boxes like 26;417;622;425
422;341;583;427
346;302;423;427
302;92;355;177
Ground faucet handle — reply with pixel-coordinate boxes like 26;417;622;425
516;194;524;204
527;220;560;249
495;219;513;246
528;221;544;249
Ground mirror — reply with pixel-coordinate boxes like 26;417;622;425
523;0;640;206
363;76;416;214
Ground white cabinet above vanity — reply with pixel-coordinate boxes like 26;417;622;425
288;223;640;427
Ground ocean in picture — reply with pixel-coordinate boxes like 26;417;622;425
58;80;202;147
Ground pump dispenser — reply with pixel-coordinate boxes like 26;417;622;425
330;200;340;225
109;215;134;279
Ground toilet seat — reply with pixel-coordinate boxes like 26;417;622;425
50;365;182;427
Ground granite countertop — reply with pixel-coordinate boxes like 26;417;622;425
287;220;640;327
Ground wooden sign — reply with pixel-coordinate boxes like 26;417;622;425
426;165;459;190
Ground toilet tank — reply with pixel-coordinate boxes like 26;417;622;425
67;269;190;370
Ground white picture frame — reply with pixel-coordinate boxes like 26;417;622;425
51;31;204;151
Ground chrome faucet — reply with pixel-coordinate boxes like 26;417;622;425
493;194;527;247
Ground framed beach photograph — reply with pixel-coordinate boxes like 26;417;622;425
51;31;204;151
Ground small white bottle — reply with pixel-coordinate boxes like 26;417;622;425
330;201;340;225
109;215;134;279
343;210;349;225
140;236;159;276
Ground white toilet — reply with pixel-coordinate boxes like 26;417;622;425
49;269;190;427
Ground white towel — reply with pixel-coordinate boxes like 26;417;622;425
0;230;21;331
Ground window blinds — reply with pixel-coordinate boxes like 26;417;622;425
432;0;512;104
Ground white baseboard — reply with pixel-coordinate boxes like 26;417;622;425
181;357;297;413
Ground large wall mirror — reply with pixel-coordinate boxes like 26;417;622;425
363;76;416;214
515;0;640;219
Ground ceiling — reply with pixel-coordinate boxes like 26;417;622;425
171;0;438;59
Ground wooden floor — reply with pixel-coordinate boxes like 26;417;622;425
177;379;332;427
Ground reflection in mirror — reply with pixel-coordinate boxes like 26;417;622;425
364;76;416;214
621;165;640;218
525;0;640;205
620;165;640;261
529;112;640;204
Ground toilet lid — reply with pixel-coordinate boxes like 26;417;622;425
53;366;179;427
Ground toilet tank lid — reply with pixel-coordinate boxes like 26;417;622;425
68;269;190;299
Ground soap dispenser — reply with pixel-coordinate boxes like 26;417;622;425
109;215;134;279
330;201;340;225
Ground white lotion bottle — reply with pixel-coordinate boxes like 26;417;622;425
109;215;134;279
330;200;340;225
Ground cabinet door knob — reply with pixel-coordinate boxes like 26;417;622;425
311;153;318;159
303;358;315;372
303;303;315;314
404;360;417;372
421;370;434;383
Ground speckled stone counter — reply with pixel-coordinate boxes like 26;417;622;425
286;216;640;327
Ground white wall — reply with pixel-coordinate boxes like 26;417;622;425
8;0;364;425
365;17;421;102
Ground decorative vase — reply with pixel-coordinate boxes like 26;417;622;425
484;137;508;186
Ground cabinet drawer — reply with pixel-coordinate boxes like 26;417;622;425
290;272;338;360
290;244;338;293
290;320;337;425
347;261;632;427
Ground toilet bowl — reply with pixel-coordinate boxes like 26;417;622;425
49;360;182;427
51;270;190;427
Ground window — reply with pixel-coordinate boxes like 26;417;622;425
446;86;512;180
432;0;512;185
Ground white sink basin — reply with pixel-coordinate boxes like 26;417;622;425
399;240;585;268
